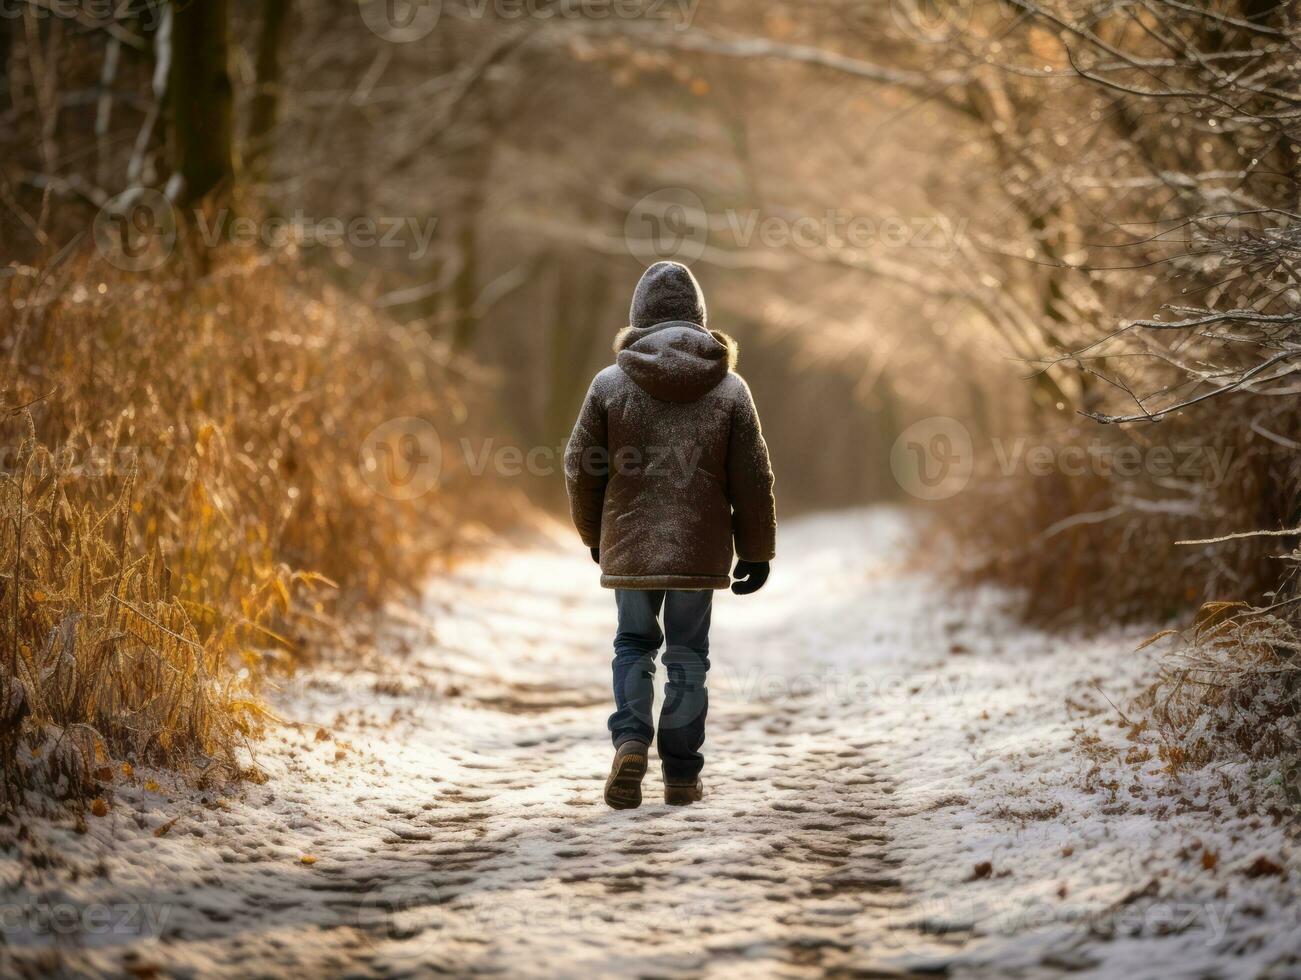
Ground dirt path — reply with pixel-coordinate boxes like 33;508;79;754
4;512;1297;978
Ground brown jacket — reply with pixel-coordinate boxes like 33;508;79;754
565;279;777;590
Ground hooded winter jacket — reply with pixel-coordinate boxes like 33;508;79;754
564;262;777;590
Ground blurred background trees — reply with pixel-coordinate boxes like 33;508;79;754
2;1;1298;786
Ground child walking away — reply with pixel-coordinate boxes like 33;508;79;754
564;261;777;809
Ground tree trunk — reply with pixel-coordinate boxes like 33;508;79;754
544;259;610;447
168;0;235;204
544;256;578;446
450;210;480;351
0;15;10;113
246;0;292;179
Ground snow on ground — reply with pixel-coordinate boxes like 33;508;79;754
1;509;1297;978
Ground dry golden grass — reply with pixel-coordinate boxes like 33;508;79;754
1;245;483;803
1137;600;1301;772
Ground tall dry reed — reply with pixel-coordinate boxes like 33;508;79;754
1;245;480;803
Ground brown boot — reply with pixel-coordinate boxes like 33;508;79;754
604;741;649;809
663;771;704;806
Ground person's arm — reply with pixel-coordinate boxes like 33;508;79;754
727;378;777;564
564;376;610;551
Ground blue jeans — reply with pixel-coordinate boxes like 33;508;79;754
609;589;713;781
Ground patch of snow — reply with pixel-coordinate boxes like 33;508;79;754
0;509;1295;977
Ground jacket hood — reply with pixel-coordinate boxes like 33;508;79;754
613;321;739;403
629;261;707;330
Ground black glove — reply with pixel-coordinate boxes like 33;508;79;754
731;559;770;595
590;546;600;564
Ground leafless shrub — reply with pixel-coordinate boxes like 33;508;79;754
936;396;1301;627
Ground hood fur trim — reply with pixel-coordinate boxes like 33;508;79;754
711;330;739;371
614;325;738;371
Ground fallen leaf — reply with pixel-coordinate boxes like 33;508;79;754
1120;878;1160;904
154;816;180;838
1243;855;1285;878
123;957;163;979
300;854;318;865
971;861;993;880
90;797;109;817
1202;849;1219;871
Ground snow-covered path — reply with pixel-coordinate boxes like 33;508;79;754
4;511;1297;978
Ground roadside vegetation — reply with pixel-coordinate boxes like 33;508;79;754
2;0;1296;808
2;247;480;803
